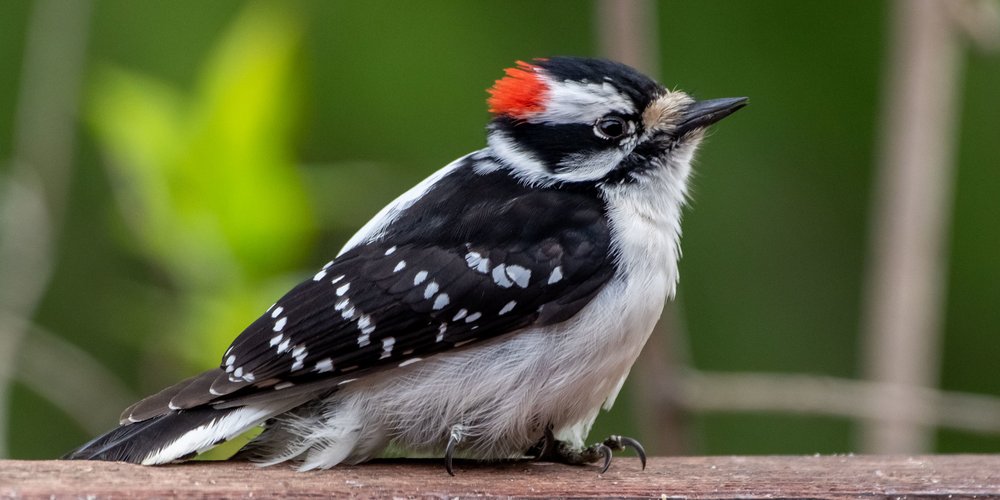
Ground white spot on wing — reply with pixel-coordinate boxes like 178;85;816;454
358;332;371;348
453;308;468;321
413;270;428;285
335;298;350;310
394;260;407;273
385;246;397;255
424;281;439;299
465;251;482;268
380;337;395;359
336;283;351;296
314;358;334;373
358;314;375;334
492;264;513;287
476;258;490;274
313;270;327;281
548;266;563;285
331;274;344;285
465;312;482;323
499;300;516;315
291;345;308;371
225;355;236;366
273;317;287;332
505;265;531;288
436;323;447;342
269;334;283;347
277;338;291;354
433;293;450;310
271;307;283;319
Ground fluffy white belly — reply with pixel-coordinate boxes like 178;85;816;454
307;267;667;466
275;183;681;470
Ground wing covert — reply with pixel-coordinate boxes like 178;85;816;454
168;168;615;411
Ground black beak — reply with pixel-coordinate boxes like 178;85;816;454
675;97;748;136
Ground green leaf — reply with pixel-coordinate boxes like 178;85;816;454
86;3;316;369
88;4;313;289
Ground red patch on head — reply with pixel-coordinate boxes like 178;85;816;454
487;61;548;118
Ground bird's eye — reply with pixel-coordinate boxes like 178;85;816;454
594;116;628;140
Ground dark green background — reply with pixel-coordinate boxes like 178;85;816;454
2;0;998;460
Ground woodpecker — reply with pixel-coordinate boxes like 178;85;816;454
65;57;745;474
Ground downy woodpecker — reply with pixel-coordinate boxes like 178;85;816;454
66;57;746;474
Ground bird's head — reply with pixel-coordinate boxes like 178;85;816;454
485;57;746;188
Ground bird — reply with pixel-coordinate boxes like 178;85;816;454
65;56;746;474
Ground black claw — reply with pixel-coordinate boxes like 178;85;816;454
445;432;458;476
619;436;647;470
533;430;647;473
598;444;613;474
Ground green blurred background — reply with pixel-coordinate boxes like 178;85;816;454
1;0;998;461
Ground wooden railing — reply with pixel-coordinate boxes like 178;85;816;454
2;455;999;498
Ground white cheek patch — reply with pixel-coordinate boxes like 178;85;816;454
491;120;634;185
489;77;646;185
531;79;635;125
554;149;628;183
487;130;555;187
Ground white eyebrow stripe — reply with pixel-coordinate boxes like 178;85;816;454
530;78;635;125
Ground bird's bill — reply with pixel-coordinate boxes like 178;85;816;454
675;97;748;136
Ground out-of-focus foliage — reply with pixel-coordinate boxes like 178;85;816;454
1;0;998;460
86;4;314;367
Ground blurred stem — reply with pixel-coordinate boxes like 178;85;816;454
0;0;91;457
858;0;964;453
684;371;1000;435
596;0;660;72
858;0;1000;453
595;0;692;455
5;314;135;436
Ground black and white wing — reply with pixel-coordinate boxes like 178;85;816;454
122;162;615;422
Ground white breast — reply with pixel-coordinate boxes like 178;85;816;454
282;158;692;469
357;164;684;451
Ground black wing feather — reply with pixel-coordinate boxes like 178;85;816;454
126;167;615;421
67;407;238;462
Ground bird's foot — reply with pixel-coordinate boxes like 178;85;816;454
444;424;465;476
532;424;646;473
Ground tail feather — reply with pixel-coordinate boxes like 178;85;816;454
64;405;275;464
120;368;248;424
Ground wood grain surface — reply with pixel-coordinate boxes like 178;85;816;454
2;455;999;499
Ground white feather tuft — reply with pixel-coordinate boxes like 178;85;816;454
140;405;284;465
